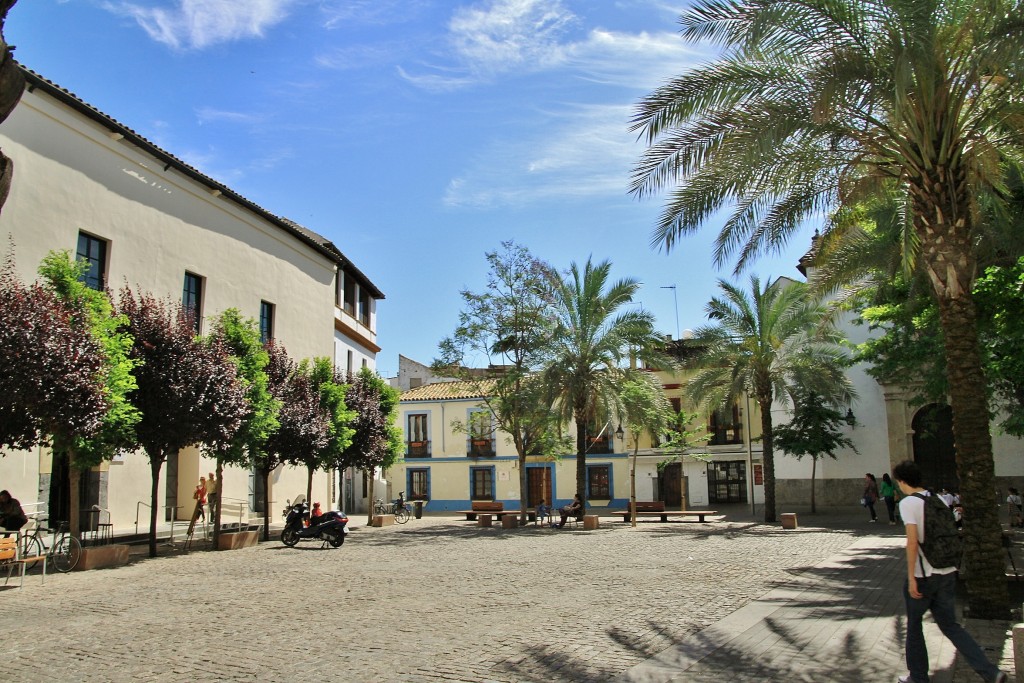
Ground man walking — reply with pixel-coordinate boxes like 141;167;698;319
893;460;1007;683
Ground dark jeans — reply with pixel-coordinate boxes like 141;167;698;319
866;500;877;520
903;573;1000;682
884;496;897;522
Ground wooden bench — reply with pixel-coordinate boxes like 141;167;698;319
457;502;535;522
615;502;719;523
1;532;47;588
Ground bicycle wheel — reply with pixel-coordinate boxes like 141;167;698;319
20;535;44;571
51;535;82;572
394;507;409;524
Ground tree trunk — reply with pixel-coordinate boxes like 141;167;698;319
810;457;817;514
212;460;223;548
758;395;776;524
365;469;374;526
67;449;81;540
148;452;164;558
574;416;587;501
306;464;314;511
261;469;272;542
630;440;638;528
915;187;1009;619
518;451;529;524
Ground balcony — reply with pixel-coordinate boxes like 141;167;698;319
707;424;743;446
468;439;496;457
586;435;612;454
407;440;431;458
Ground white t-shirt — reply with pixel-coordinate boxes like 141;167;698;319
1008;494;1022;508
898;492;958;578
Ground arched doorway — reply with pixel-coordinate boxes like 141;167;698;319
911;403;959;492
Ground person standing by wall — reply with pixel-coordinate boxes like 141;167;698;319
206;472;219;522
893;460;1008;683
863;473;879;523
1008;487;1023;528
880;473;897;525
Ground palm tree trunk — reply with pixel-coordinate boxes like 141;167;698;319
916;189;1009;619
758;395;776;524
574;416;587;500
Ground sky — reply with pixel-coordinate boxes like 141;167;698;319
9;0;815;378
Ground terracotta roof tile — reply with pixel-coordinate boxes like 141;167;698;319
400;380;496;402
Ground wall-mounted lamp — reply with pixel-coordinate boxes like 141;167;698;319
844;408;856;427
615;424;625;440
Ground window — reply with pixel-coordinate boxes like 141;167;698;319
470;467;494;500
358;288;371;326
259;301;274;344
407;413;429;457
346;350;354;376
76;232;107;291
467;410;494;456
408;468;430;500
343;272;356;316
588;465;611;499
708;404;742;445
182;272;203;333
361;358;368;369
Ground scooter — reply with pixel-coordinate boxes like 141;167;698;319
280;499;348;548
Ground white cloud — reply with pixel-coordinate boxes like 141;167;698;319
105;0;299;49
195;107;264;125
449;0;575;75
443;103;639;209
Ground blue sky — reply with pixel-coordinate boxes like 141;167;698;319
10;0;814;377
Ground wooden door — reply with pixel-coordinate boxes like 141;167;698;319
661;463;682;507
527;466;553;507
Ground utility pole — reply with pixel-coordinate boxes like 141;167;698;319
661;285;680;340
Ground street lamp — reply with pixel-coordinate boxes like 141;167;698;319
615;424;624;441
661;285;680;340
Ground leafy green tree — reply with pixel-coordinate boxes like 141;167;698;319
207;309;279;546
295;358;355;506
435;241;567;521
0;252;107;469
543;258;670;499
38;251;140;537
630;0;1021;617
339;368;403;525
974;257;1024;437
259;343;330;539
774;391;856;513
119;289;248;557
686;277;851;524
619;373;674;527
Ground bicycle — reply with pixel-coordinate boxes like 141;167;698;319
18;518;83;573
372;495;410;524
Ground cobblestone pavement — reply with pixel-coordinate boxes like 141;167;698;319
2;514;869;682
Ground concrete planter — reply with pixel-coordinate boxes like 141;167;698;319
75;544;130;571
217;529;259;550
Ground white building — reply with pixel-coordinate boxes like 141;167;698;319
0;65;385;531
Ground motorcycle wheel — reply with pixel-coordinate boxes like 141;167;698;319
281;527;299;547
326;531;344;548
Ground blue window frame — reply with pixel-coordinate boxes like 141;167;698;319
587;463;612;499
469;466;495;500
407;468;430;501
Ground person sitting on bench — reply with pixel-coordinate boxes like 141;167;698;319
536;499;552;526
555;493;584;529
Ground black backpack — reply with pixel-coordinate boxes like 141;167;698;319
912;492;963;570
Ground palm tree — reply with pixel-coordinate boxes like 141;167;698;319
630;0;1021;619
687;277;852;524
543;258;669;499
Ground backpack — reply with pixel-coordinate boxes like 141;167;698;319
912;492;963;570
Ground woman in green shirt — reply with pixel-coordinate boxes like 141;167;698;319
880;473;897;525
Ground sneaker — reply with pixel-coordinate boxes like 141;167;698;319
897;675;917;683
890;521;896;525
994;672;1008;683
869;519;877;523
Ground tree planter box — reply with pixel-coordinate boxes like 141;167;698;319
217;529;259;550
371;514;395;527
781;513;798;530
75;544;130;571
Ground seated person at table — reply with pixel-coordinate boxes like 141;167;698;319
556;494;584;529
536;499;552;525
0;489;28;532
